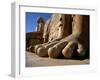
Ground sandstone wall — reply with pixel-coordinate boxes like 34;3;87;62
26;32;43;49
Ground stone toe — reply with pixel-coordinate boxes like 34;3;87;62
48;47;59;58
37;47;48;57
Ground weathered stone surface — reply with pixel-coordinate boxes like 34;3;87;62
36;14;72;57
46;15;89;58
27;13;89;59
45;14;72;42
26;32;43;51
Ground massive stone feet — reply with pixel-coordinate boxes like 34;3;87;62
36;41;59;57
35;39;86;59
34;42;50;54
48;41;68;58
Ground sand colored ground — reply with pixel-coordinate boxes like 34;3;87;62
26;51;89;67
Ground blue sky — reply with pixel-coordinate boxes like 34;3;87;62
26;12;52;32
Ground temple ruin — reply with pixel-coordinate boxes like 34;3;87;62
26;14;89;59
